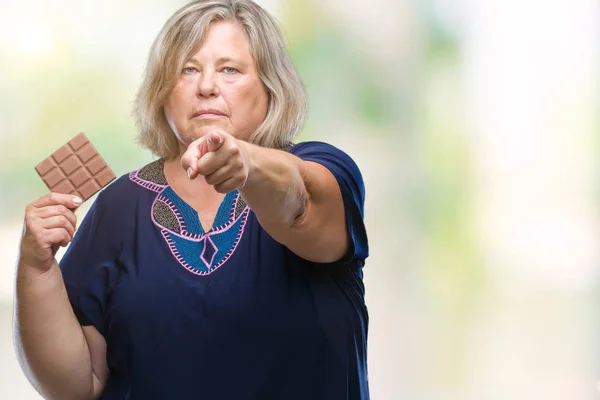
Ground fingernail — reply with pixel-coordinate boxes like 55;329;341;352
72;196;82;205
187;167;192;178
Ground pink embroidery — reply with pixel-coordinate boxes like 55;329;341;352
150;194;248;241
129;170;167;193
160;208;250;276
200;236;218;267
211;209;249;271
130;162;250;275
153;195;198;239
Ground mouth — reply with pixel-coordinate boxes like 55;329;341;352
192;109;226;118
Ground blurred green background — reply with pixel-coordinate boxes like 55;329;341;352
1;0;599;398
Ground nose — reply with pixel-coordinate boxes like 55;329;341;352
197;69;219;98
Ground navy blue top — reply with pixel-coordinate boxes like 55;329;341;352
60;141;370;400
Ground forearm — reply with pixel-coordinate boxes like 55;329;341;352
184;134;349;262
240;145;307;231
14;259;94;400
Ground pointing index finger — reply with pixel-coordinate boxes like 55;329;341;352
181;137;209;179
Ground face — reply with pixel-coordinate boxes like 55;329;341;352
164;20;269;153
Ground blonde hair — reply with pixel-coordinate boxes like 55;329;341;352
133;0;307;160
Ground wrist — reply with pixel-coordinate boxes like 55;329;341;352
18;252;58;277
239;140;258;190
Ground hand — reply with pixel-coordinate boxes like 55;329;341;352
181;131;251;193
19;193;81;272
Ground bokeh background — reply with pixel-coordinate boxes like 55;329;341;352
1;0;599;398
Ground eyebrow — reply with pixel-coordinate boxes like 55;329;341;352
217;57;240;65
187;56;245;66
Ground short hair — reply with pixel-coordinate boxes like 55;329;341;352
133;0;307;160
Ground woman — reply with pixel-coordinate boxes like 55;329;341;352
14;1;369;399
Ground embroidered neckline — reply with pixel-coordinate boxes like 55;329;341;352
130;158;247;236
129;159;250;275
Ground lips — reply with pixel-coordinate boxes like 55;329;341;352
192;109;225;118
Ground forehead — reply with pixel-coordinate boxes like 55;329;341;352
190;20;254;61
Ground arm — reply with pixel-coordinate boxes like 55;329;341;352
240;146;348;263
14;193;109;400
183;133;359;263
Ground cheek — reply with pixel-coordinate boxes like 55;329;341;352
164;92;177;118
165;89;188;124
169;79;194;107
233;83;268;119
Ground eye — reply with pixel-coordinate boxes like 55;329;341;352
222;67;239;74
183;66;197;74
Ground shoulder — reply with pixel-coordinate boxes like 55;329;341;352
289;141;361;170
288;141;365;190
92;158;165;212
289;141;351;158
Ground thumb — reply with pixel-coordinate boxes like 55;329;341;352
206;132;224;152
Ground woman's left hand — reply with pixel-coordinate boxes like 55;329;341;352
180;131;251;193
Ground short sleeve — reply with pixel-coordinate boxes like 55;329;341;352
289;141;369;263
59;192;120;337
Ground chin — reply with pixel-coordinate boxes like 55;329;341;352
179;127;214;143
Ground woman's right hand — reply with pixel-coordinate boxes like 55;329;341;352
19;193;82;272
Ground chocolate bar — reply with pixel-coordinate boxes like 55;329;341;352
35;133;116;201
